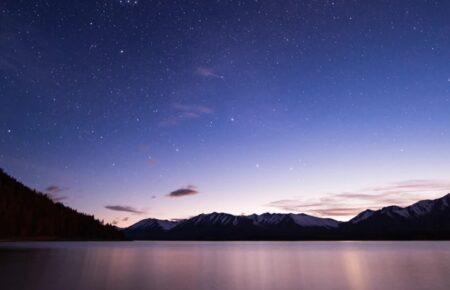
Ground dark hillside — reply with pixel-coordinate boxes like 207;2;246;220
0;169;123;240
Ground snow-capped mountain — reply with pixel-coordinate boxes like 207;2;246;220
186;212;244;226
350;194;450;224
248;213;339;228
349;209;375;224
344;193;450;239
122;193;450;240
183;213;339;239
176;212;340;228
127;218;180;231
123;212;341;240
122;218;181;239
288;213;340;228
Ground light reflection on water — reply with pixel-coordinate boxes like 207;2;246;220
1;241;450;290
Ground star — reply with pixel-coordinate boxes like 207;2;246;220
2;0;449;229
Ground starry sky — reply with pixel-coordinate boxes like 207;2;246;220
1;0;450;227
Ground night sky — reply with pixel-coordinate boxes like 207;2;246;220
1;0;450;226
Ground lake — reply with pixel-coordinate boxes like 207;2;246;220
1;241;450;290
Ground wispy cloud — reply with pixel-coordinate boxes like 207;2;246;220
159;103;214;127
111;216;130;226
196;67;224;79
48;195;68;202
105;205;146;214
45;185;64;194
267;180;450;220
168;185;199;198
44;185;68;202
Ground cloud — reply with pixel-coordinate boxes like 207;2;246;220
310;207;370;217
168;185;199;198
45;185;64;194
172;103;214;114
159;103;214;127
267;179;450;221
368;179;450;193
111;216;130;226
44;185;68;202
49;195;68;202
105;205;146;214
196;67;223;79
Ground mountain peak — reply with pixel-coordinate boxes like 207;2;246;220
128;218;179;231
350;193;450;225
123;193;450;240
288;213;340;228
349;209;375;224
439;193;450;202
188;212;239;226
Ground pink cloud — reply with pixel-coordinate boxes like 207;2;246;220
196;67;224;79
159;103;214;127
167;185;199;198
267;179;450;220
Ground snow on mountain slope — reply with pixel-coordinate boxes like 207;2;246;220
350;209;375;224
408;200;435;216
180;212;339;228
248;213;339;228
187;212;242;226
289;213;339;228
247;213;286;225
127;218;179;231
124;193;450;239
350;193;450;224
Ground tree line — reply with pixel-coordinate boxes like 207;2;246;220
0;169;123;240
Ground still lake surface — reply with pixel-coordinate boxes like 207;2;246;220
1;241;450;290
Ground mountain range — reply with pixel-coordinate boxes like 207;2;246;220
1;167;449;241
123;193;450;240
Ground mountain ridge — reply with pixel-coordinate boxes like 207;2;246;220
124;193;450;240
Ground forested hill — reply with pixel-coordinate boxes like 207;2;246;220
0;169;123;240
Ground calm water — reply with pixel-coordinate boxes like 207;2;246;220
1;241;450;290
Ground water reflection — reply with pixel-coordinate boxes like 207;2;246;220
1;241;450;290
341;250;368;290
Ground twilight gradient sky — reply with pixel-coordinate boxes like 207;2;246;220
1;0;450;227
